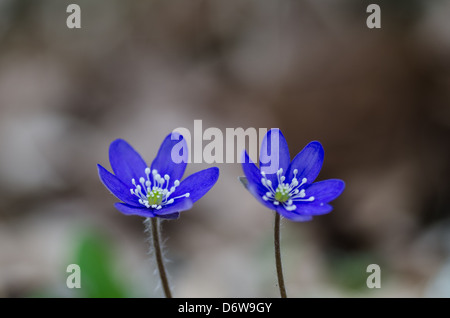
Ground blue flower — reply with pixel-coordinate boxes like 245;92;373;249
98;133;219;219
241;129;345;222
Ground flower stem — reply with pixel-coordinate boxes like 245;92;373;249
274;212;287;298
148;217;172;298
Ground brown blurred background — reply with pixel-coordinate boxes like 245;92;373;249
0;0;449;297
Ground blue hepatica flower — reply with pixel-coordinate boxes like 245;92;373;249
98;133;219;219
241;129;345;222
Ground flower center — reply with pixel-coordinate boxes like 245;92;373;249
274;184;291;203
130;168;190;210
147;188;164;206
261;168;315;211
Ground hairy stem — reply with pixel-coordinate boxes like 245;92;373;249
148;217;172;298
274;212;287;298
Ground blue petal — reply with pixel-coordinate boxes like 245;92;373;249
286;141;324;185
155;198;193;215
291;203;333;215
109;139;148;184
276;207;313;222
115;200;192;218
97;164;138;205
158;212;180;220
241;150;262;189
304;179;345;203
241;150;275;210
114;203;155;217
259;129;290;185
150;132;188;187
171;167;219;203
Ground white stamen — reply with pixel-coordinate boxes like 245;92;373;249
130;168;190;210
285;205;297;211
259;167;316;211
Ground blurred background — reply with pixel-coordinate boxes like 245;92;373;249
0;0;449;297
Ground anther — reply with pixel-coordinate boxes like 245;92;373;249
285;205;297;211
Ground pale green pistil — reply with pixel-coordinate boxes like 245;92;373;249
147;188;163;205
274;184;290;203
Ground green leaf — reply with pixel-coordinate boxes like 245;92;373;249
74;232;129;298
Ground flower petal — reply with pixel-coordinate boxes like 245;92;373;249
304;179;345;203
259;129;290;185
155;198;193;215
114;202;155;217
292;203;333;215
109;139;148;184
150;132;188;186
241;150;262;189
171;167;219;203
276;207;313;222
241;150;275;210
286;141;324;185
97;164;138;205
158;212;180;220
